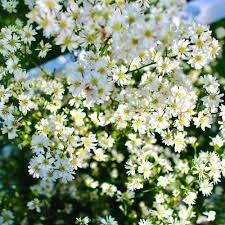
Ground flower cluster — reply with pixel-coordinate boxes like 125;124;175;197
0;0;225;224
28;0;218;70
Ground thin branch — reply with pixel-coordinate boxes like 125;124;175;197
125;62;156;74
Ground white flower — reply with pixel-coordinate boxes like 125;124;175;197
138;161;153;179
156;57;173;74
0;209;14;225
200;180;213;196
112;65;131;86
6;56;20;73
101;183;117;197
211;135;224;148
36;0;61;13
200;75;219;94
202;92;224;111
81;133;97;151
31;134;50;154
18;94;36;115
37;41;52;58
76;216;91;225
183;192;197;206
1;116;19;139
128;177;143;191
157;175;170;189
173;132;186;153
55;33;78;52
138;219;152;225
194;111;212;131
36;14;58;37
188;51;208;69
98;216;118;225
137;0;151;8
216;27;225;39
27;198;41;213
203;211;216;222
20;25;37;44
1;0;18;13
172;39;190;59
70;109;86;127
93;148;108;162
132;115;147;134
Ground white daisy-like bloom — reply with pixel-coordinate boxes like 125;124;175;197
98;216;118;225
138;219;152;225
0;0;225;223
183;191;197;206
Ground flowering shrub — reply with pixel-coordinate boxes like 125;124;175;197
0;0;225;224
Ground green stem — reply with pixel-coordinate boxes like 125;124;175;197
125;62;155;74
